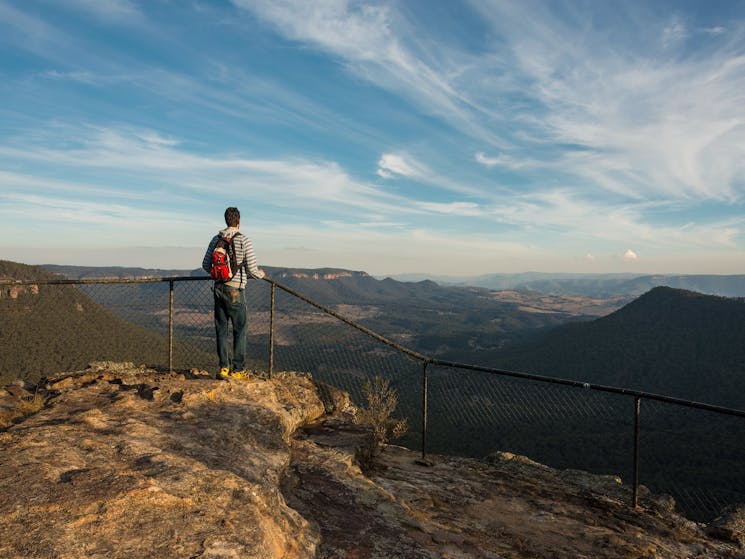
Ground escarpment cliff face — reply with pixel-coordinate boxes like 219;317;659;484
271;270;367;281
0;284;39;300
1;363;743;559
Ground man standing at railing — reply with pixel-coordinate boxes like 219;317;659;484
202;207;265;380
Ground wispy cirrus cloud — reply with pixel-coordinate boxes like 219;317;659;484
238;0;745;207
662;16;688;49
63;0;143;22
470;2;745;203
0;125;492;230
376;151;486;199
232;0;491;139
0;1;144;69
474;152;500;167
474;151;540;171
486;188;742;251
0;192;178;228
416;201;483;217
0;126;416;219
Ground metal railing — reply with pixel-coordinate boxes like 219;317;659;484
2;274;744;521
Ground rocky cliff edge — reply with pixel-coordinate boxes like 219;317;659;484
1;363;743;559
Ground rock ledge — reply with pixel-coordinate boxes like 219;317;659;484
1;363;743;559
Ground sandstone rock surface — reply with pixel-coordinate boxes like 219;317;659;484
0;365;323;559
290;424;744;559
1;363;743;559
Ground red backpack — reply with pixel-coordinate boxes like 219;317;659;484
210;233;241;282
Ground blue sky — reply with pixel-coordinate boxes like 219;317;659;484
1;0;744;276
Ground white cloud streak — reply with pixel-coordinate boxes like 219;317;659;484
474;152;499;167
0;127;436;224
377;153;423;179
62;0;143;22
474;151;539;170
416;201;483;217
486;188;742;251
232;0;495;142
2;124;741;257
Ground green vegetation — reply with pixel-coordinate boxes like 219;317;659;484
0;261;214;383
496;286;745;408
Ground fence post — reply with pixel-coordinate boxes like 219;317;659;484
168;280;174;372
632;396;641;508
269;282;275;379
421;361;429;461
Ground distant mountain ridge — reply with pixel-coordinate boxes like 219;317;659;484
519;274;745;298
45;265;745;299
39;264;595;345
43;264;196;279
389;272;745;298
41;264;497;308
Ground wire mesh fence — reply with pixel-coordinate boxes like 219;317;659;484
425;364;745;521
1;276;744;522
426;366;633;471
636;399;745;521
1;281;172;382
270;283;423;445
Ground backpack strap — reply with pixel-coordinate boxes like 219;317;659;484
228;232;246;280
231;232;243;259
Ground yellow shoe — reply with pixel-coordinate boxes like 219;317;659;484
229;370;249;380
218;367;230;379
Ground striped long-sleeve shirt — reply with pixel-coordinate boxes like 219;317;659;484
202;226;263;289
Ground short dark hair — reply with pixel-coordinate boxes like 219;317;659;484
224;207;240;227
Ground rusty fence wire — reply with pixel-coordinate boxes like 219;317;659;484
1;275;744;522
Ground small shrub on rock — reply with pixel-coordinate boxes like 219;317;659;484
354;376;407;471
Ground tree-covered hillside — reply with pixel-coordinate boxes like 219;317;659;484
497;286;745;408
0;261;213;383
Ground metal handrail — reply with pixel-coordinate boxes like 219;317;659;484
264;277;431;364
8;274;744;414
0;276;206;285
427;357;745;419
5;273;745;509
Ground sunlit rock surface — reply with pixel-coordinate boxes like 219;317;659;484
0;363;742;559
